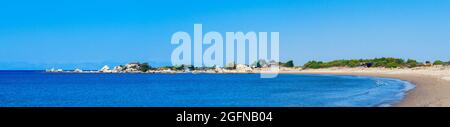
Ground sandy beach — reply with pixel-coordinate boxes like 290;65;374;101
281;66;450;107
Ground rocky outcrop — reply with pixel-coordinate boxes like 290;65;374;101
100;65;111;73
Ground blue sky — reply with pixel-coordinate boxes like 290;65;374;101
1;0;450;70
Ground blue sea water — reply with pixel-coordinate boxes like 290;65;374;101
0;71;414;107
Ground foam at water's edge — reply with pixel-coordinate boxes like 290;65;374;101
377;78;416;107
297;74;418;107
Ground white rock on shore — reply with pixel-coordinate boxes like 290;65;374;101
74;68;83;73
100;65;111;73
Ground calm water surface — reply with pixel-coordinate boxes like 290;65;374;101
0;71;414;107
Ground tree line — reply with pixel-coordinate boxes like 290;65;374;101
303;57;450;69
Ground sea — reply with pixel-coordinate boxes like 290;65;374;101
0;71;414;107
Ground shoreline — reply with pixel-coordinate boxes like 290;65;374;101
286;68;450;107
41;67;450;107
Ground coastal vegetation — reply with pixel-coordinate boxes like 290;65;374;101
433;60;449;65
116;62;153;72
47;58;449;73
72;60;294;73
303;57;449;69
280;60;294;67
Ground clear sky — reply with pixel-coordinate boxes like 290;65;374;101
1;0;450;70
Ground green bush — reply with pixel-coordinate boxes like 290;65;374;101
434;60;445;65
406;59;418;68
282;60;294;67
251;60;267;68
302;57;410;69
303;61;323;69
138;63;151;72
386;62;400;68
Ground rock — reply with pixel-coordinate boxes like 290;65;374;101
74;68;83;73
100;65;110;72
236;64;253;72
